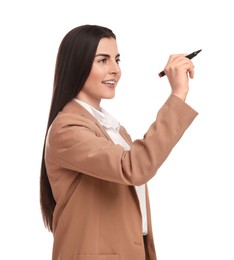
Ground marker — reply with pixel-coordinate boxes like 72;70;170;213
158;49;202;77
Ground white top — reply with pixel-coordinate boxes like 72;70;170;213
74;99;148;235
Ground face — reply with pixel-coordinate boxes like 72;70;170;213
76;37;121;110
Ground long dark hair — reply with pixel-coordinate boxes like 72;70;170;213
40;24;116;232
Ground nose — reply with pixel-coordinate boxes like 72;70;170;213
109;60;120;74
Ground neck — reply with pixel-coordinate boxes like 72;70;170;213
75;97;101;111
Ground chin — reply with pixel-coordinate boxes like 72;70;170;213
103;94;115;100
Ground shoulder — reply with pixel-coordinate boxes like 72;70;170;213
46;101;101;148
52;99;99;130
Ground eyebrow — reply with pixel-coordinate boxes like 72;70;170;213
95;53;120;59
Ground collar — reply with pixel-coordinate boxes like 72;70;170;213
73;99;120;131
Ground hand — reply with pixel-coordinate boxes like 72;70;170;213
164;54;195;101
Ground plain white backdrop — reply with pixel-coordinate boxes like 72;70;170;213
1;0;234;259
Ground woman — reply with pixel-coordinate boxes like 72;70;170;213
40;24;198;260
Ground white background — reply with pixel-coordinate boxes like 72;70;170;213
1;0;234;259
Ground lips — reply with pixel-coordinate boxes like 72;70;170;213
102;80;116;85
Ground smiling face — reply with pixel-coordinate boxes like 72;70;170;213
76;37;121;110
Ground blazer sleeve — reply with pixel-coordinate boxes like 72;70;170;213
45;94;198;186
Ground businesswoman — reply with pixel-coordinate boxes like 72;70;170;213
40;24;198;260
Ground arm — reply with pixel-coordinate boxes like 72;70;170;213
45;94;197;186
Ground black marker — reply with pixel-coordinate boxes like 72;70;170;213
158;49;202;78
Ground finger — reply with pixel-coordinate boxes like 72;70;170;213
165;59;192;74
188;60;195;78
169;54;188;63
189;68;195;79
166;56;193;71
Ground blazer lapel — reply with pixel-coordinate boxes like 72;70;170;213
62;100;113;141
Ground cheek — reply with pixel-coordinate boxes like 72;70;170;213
84;70;99;86
88;67;104;83
82;73;102;94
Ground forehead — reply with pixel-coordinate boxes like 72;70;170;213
96;37;119;55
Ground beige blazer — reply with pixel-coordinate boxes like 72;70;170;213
45;94;198;260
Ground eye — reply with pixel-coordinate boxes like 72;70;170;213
116;58;121;64
98;58;107;64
